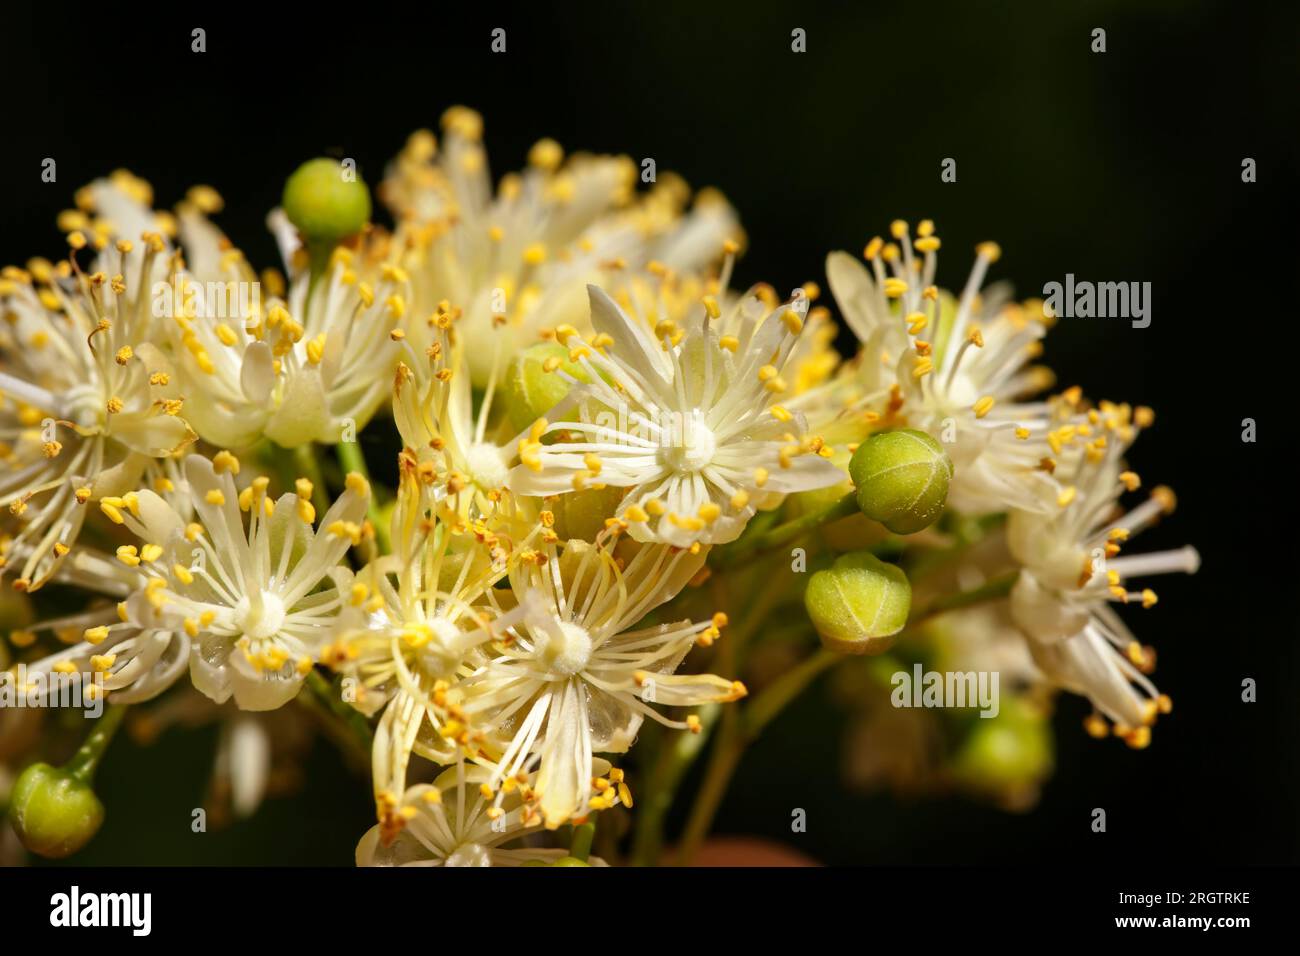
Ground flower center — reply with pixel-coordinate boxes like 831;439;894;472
466;442;509;490
234;590;287;642
538;621;593;677
417;617;467;673
660;415;716;474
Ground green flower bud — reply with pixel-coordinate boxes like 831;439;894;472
805;551;911;655
8;762;104;859
282;158;371;244
951;698;1053;804
849;428;951;534
549;855;591;867
502;342;589;433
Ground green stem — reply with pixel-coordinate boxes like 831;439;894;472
569;821;595;861
914;571;1016;622
715;494;857;569
675;647;842;865
66;705;127;783
672;574;1017;864
302;669;373;764
631;702;720;866
743;647;841;736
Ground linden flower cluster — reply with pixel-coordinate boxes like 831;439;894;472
1;107;1197;866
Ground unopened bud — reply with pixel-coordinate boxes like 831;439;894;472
849;428;951;534
7;762;104;859
805;551;911;654
282;158;371;244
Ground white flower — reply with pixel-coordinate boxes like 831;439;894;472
328;478;528;815
507;284;844;547
818;221;1063;514
381;107;740;387
391;310;516;522
1006;405;1199;746
8;545;187;706
168;210;406;449
355;763;608;867
103;452;370;710
0;178;197;589
456;537;744;828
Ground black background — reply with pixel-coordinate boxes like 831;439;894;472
2;0;1296;865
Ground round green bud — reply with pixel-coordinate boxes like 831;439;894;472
7;762;104;859
549;855;591;867
502;342;589;433
849;428;952;534
282;158;371;243
804;551;911;655
951;698;1053;801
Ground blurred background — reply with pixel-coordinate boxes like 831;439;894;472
1;0;1296;864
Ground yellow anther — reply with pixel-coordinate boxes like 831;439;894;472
84;626;110;645
212;450;240;475
528;138;564;171
1083;713;1110;739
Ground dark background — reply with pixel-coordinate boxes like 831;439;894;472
3;0;1296;864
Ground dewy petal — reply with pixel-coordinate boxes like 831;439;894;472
228;648;307;711
189;633;235;705
534;679;590;829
